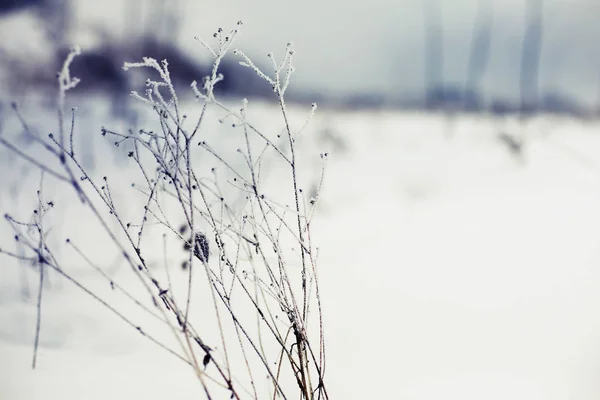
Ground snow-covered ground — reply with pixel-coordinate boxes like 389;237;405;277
2;97;600;399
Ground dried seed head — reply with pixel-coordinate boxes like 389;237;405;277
203;353;211;368
194;232;210;263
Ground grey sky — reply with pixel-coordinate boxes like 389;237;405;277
9;0;600;106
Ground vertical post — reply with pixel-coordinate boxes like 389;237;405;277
465;0;494;111
38;0;71;49
520;0;544;114
423;0;443;109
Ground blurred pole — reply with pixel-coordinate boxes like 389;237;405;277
140;0;152;55
519;0;544;114
465;0;493;112
597;70;600;117
153;0;181;46
125;0;143;45
153;0;165;51
37;0;70;49
423;0;443;109
163;0;181;45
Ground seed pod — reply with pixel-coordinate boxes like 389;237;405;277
203;353;211;368
194;232;210;263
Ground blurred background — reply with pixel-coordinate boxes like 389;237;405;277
4;2;600;400
0;0;599;115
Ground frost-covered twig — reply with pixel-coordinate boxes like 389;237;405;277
1;22;328;400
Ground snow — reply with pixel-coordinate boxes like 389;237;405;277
314;111;600;399
2;98;600;399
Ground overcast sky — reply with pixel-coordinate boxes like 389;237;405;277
4;0;600;107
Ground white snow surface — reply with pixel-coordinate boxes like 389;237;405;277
2;98;600;399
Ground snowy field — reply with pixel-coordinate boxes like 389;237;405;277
2;98;600;399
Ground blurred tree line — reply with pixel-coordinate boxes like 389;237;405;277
0;0;598;116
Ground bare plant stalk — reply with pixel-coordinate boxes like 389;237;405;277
1;22;328;400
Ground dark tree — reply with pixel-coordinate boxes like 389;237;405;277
520;0;544;113
423;0;443;109
0;0;44;14
465;0;494;111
